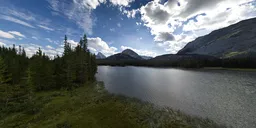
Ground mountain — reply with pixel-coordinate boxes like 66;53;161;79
152;54;218;61
178;18;256;58
122;49;143;60
103;49;143;61
96;52;106;59
141;56;153;60
149;54;220;67
106;53;139;60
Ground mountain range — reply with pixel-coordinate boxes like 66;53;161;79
96;49;152;60
97;18;256;68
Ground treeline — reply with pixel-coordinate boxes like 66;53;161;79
97;56;256;68
0;34;97;115
97;59;221;68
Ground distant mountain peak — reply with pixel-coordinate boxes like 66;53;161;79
141;56;153;60
96;52;106;59
122;49;137;54
122;49;142;59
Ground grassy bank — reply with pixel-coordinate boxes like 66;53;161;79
0;82;225;128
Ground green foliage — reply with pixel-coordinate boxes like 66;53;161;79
0;57;11;84
224;51;247;58
0;34;97;116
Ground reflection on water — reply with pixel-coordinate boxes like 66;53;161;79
96;66;256;128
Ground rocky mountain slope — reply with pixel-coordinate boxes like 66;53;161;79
104;49;144;60
121;49;143;60
96;52;106;59
178;18;256;58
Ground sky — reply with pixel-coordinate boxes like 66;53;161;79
0;0;256;58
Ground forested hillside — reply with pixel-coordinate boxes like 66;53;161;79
0;34;97;115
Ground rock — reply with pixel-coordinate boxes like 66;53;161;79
96;52;106;59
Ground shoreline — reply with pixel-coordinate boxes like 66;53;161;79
0;82;226;128
203;67;256;72
97;65;256;72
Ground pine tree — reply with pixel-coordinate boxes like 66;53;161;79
64;35;71;56
82;34;88;52
12;44;16;53
18;45;22;55
0;57;12;109
0;57;11;84
79;38;83;48
22;47;26;57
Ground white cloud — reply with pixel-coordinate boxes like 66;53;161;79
47;0;106;34
121;46;157;57
134;0;256;53
0;15;35;28
173;0;252;20
0;30;15;39
109;0;134;6
0;39;61;58
8;31;26;38
117;23;121;27
157;33;197;53
18;43;41;57
0;41;6;46
123;9;139;18
67;40;79;48
183;2;256;32
38;25;54;31
110;28;115;32
137;37;143;40
0;7;52;29
77;0;106;9
20;43;62;58
0;7;36;21
88;47;97;52
32;36;38;40
88;37;117;56
154;32;175;42
46;45;54;49
45;38;53;43
136;22;141;26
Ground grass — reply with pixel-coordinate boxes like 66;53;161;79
224;51;247;58
217;30;241;41
0;82;225;128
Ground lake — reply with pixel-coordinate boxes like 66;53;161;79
96;66;256;128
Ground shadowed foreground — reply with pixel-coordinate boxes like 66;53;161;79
0;82;225;128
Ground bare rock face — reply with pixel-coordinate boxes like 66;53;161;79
96;52;106;59
178;18;256;58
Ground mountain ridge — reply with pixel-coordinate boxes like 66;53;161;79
178;17;256;58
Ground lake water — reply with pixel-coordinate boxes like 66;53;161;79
96;66;256;128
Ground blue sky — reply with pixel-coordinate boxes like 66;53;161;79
0;0;256;57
